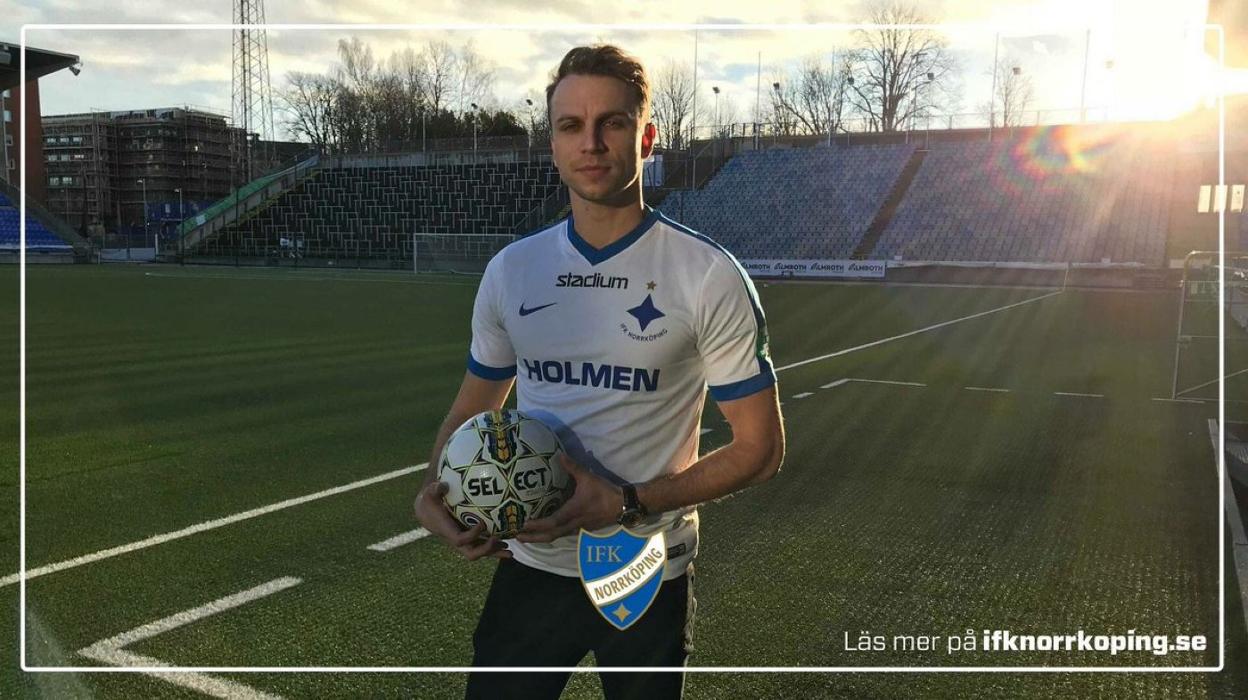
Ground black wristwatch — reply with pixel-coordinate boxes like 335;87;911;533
618;483;647;528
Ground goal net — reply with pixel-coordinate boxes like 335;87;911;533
411;232;516;275
1171;251;1248;401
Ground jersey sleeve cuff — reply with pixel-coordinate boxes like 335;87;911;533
708;359;777;401
467;353;517;380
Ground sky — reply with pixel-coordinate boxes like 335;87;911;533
4;0;1239;140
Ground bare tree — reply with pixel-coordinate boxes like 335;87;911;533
513;89;550;153
712;94;741;138
280;37;506;153
413;39;497;114
987;61;1035;127
279;71;337;151
767;73;800;136
651;60;695;150
454;40;496;113
771;53;852;136
330;37;377;152
417;40;458;114
846;0;957;132
335;36;375;92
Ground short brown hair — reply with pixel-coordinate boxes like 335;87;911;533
545;45;650;121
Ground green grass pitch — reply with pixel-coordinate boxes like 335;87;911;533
2;264;1247;698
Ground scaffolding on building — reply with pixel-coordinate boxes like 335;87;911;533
42;107;250;246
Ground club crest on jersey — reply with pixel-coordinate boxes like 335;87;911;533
621;293;668;342
578;528;667;631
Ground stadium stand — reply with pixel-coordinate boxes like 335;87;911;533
180;123;1204;271
661;144;915;259
196;161;561;261
872;127;1174;264
0;191;74;250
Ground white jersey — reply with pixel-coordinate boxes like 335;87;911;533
467;206;775;580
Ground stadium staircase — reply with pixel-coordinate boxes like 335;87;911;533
852;149;927;259
172;152;321;259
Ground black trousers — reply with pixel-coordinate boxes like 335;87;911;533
465;557;695;700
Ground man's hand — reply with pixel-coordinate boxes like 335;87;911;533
414;480;511;561
516;453;624;543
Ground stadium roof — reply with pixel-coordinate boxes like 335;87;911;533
0;42;80;91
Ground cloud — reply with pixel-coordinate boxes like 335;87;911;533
17;0;1218;132
19;0;227;27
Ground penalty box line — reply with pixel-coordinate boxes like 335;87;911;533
773;289;1062;374
5;465;426;588
70;577;301;696
13;290;1062;588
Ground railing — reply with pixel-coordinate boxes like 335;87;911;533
322;150;554;170
683;107;1124;146
326;134;541;157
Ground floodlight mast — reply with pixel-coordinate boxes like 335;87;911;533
232;0;276;182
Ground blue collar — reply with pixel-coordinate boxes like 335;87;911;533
566;206;659;266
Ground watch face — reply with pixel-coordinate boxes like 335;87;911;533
619;510;644;528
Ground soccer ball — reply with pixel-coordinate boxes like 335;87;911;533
438;409;572;538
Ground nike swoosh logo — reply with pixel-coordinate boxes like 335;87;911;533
519;302;557;316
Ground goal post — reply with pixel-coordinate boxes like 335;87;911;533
1171;250;1248;400
411;232;516;275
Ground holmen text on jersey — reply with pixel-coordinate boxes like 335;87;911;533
521;358;661;392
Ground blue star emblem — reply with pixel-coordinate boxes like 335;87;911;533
627;294;665;332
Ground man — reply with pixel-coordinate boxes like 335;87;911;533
414;44;784;699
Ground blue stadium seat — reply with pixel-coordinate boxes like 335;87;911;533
0;198;73;250
875;127;1174;264
658;143;916;259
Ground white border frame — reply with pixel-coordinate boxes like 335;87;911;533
19;21;1227;675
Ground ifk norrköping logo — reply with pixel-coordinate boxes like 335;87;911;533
577;528;667;630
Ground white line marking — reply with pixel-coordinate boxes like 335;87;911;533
4;465;426;588
84;578;303;651
1152;397;1205;405
792;392;814;399
965;386;1010;393
367;529;430;552
1175;366;1248;398
820;379;850;389
79;577;300;698
1054;392;1104;398
78;649;281;698
699;428;713;435
849;378;927;387
773;290;1062;373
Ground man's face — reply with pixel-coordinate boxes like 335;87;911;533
549;74;656;206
